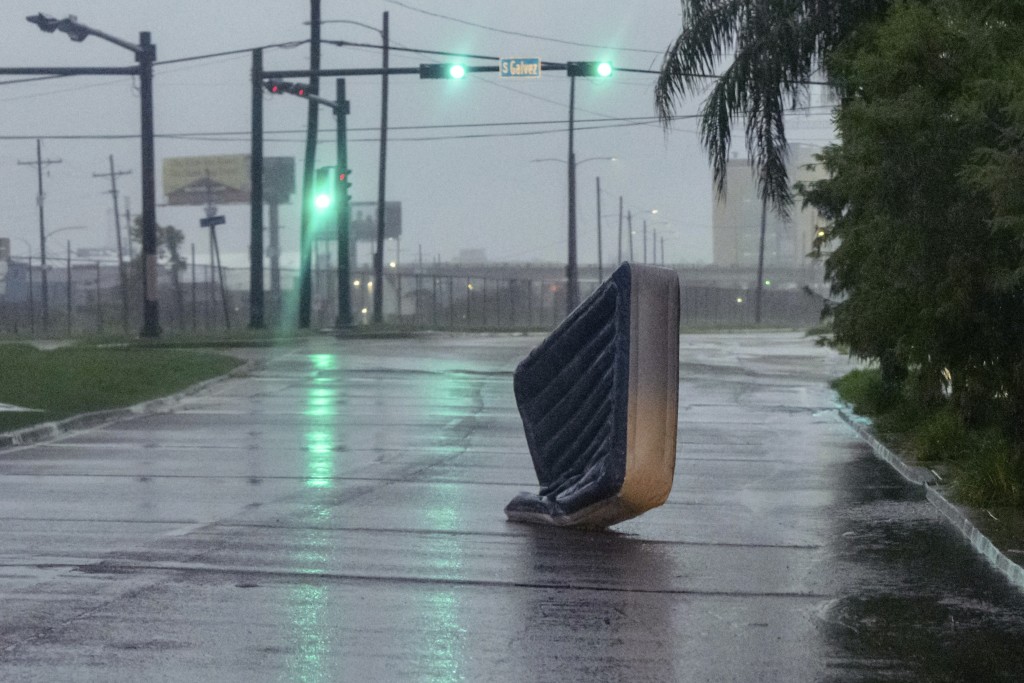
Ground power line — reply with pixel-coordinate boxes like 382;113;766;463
154;39;310;67
0;106;834;142
0;115;684;142
380;0;665;56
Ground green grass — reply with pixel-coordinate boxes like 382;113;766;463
831;368;899;417
0;344;242;433
833;367;1024;507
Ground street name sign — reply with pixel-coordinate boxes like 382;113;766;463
200;215;226;228
500;57;541;78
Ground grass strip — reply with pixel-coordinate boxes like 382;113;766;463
0;344;242;433
833;368;1024;508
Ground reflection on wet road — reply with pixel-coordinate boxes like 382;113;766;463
0;332;1023;681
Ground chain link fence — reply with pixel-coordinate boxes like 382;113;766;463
0;257;825;337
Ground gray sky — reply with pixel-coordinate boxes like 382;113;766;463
0;0;836;270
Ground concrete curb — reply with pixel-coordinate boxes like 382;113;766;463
0;358;255;451
835;409;937;486
836;403;1024;592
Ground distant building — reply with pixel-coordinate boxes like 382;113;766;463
457;249;487;264
712;144;826;270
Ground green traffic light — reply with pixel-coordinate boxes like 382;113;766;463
596;62;613;77
449;64;466;79
314;193;332;210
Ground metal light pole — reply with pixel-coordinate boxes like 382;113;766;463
249;48;265;329
26;13;161;337
755;197;768;325
336;78;352;328
137;31;159;337
596;176;603;282
309;15;385;325
531;156;615;304
374;11;389;324
618;196;623;264
298;0;322;329
567;74;579;314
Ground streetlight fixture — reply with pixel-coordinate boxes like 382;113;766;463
565;63;614;315
44;225;86;254
530;156;616;301
27;12;160;337
314;14;390;325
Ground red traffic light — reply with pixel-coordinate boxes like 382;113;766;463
264;80;311;98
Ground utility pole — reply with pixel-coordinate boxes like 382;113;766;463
643;220;648;264
566;74;579;314
627;210;634;261
94;155;132;331
617;195;623;264
124;196;134;259
249;48;265;329
137;30;160;338
596;176;603;282
755;197;768;325
299;0;322;329
374;10;390;324
336;77;352;328
18;139;62;333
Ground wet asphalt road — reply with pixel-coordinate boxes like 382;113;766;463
2;331;1024;682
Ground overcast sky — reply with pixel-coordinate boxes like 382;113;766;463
0;1;836;269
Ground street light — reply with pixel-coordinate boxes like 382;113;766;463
530;157;617;297
564;63;614;315
27;12;160;337
44;225;85;255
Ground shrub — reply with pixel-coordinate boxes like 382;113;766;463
831;368;899;416
953;436;1024;508
913;408;969;463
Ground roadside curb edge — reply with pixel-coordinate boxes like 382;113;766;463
836;404;1024;592
0;358;255;450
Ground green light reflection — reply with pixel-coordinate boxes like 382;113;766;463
417;483;466;681
304;386;338;418
421;590;466;683
283;353;344;680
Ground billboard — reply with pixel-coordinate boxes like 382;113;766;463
350;202;402;241
162;155;295;206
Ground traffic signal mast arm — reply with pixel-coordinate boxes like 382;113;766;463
264;79;348;113
262;61;613;81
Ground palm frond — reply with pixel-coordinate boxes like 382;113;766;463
657;0;890;212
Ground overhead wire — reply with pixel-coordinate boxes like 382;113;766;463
380;0;666;56
0;106;833;142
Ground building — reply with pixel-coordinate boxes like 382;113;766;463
712;144;827;270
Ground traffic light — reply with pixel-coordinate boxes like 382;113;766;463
337;168;352;200
566;61;613;78
311;166;352;231
419;63;467;79
313;166;336;215
264;79;310;97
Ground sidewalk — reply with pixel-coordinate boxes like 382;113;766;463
1;331;1024;681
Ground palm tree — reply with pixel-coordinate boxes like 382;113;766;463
655;0;889;214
